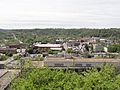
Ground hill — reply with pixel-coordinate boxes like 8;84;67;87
0;28;120;44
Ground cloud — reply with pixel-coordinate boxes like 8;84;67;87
0;0;120;28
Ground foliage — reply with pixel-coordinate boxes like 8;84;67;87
66;48;73;53
13;55;21;60
11;64;120;90
81;53;93;58
34;55;44;61
0;55;8;61
84;44;89;51
27;47;34;54
108;44;120;53
5;52;13;57
1;28;120;44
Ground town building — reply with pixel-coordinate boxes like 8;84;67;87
33;42;64;51
0;47;17;54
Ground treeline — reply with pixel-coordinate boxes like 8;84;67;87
12;28;120;38
0;30;18;44
11;64;120;90
11;28;120;44
0;28;120;44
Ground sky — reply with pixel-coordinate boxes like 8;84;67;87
0;0;120;29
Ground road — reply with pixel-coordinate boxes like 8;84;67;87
12;33;23;44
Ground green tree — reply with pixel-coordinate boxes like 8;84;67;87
0;55;8;61
34;55;44;61
66;48;73;54
11;64;120;90
108;44;120;53
84;44;89;51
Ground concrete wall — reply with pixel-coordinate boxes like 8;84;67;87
44;61;118;68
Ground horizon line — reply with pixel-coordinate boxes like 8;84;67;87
0;27;120;30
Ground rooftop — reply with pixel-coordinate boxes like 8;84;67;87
33;44;62;48
45;57;120;63
0;70;8;78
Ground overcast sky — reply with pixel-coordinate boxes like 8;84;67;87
0;0;120;29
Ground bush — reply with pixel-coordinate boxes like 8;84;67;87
66;48;73;53
108;44;120;53
11;64;120;90
5;52;13;57
34;55;44;61
13;55;21;60
0;55;8;61
27;47;34;54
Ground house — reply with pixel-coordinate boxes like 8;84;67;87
63;40;80;50
0;47;17;54
8;44;26;49
8;44;21;49
56;39;64;44
89;37;101;44
93;44;104;52
104;47;108;52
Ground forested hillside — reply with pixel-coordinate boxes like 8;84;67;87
12;28;120;38
0;28;120;44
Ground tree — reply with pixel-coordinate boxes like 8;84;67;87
11;64;120;90
5;52;13;57
84;44;89;52
27;47;34;54
108;44;120;53
13;55;21;60
66;48;73;54
34;55;44;61
48;49;54;54
0;55;8;61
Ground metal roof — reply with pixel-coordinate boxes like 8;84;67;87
33;44;62;48
45;57;120;63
